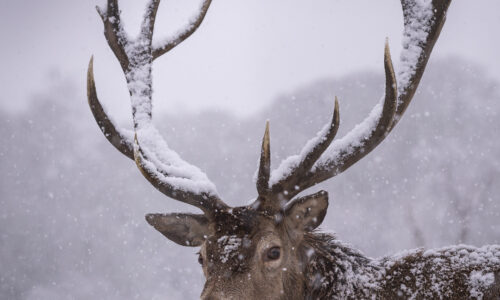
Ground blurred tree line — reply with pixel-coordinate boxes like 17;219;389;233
1;58;499;299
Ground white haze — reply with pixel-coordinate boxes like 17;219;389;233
1;58;499;299
0;0;499;117
1;1;500;299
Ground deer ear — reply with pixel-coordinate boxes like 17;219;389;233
284;191;329;232
145;213;210;247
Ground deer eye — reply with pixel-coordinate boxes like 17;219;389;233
198;253;204;265
266;246;281;261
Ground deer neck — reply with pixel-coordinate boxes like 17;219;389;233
302;232;380;299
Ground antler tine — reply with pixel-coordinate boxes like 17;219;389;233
89;0;228;217
389;0;452;130
269;98;340;198
134;135;228;215
152;0;213;60
87;57;134;160
271;41;398;200
141;0;161;42
96;0;130;72
269;0;451;200
256;121;271;196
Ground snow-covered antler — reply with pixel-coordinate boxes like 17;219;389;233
87;0;228;216
152;0;212;60
257;0;452;204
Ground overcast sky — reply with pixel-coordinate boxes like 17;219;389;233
1;0;499;119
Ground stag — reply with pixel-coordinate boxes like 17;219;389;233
87;0;500;299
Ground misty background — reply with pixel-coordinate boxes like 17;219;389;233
1;0;500;299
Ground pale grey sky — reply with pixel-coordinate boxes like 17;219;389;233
1;0;499;118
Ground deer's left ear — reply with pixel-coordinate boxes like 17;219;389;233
145;213;210;247
284;190;329;232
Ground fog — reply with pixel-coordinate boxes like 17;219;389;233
1;57;499;298
1;0;500;116
1;0;500;299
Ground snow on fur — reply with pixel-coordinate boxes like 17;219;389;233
304;233;500;299
217;235;243;264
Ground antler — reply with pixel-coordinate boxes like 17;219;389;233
258;0;452;203
87;0;228;216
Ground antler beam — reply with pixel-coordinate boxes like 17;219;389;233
266;0;451;202
152;0;213;60
87;0;228;216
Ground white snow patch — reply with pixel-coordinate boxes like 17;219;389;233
397;0;433;97
313;101;383;170
135;124;218;195
268;0;435;185
152;0;208;50
269;113;336;185
101;0;220;197
217;235;242;263
469;270;495;299
269;100;383;186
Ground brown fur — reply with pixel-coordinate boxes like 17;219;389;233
197;211;500;300
302;233;500;299
87;0;499;298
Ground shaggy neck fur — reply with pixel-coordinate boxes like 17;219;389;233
296;232;500;299
301;233;380;299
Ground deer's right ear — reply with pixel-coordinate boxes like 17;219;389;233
145;213;210;247
284;191;329;232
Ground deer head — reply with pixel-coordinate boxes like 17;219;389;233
87;0;451;299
